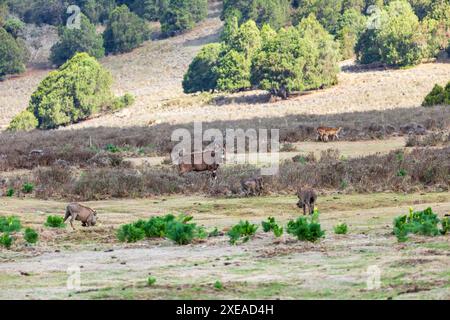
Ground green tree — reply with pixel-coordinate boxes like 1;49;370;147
356;0;424;67
251;15;340;98
183;43;222;93
336;8;367;59
4;18;25;38
226;20;262;59
27;53;114;129
293;0;344;34
76;0;116;24
103;5;150;54
0;27;26;77
160;0;207;36
50;14;104;66
214;49;251;92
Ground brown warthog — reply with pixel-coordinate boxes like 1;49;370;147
241;176;264;196
296;187;317;215
177;147;224;179
64;203;98;230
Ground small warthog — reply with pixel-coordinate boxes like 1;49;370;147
296;187;317;215
64;203;98;230
241;176;264;196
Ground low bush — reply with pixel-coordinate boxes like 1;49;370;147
117;223;146;243
441;217;449;235
422;83;450;107
7;110;38;132
22;183;34;194
111;93;135;111
261;217;283;237
214;280;223;290
334;222;348;235
287;210;324;242
393;207;442;242
6;188;14;197
24;227;38;244
147;276;157;286
44;215;65;228
228;220;258;245
0;233;13;248
117;214;206;245
0;216;22;233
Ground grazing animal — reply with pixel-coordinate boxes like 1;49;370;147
64;203;98;230
317;127;342;142
241;176;264;196
296;187;317;215
177;147;225;179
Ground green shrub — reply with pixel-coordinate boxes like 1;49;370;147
117;223;146;242
214;49;251;92
208;227;220;237
4;17;25;38
183;43;222;93
334;222;348;235
160;0;208;36
0;216;22;233
287;209;325;242
24;227;39;244
147;276;157;286
50;14;105;67
261;217;283;237
8;110;38;132
22;183;34;194
422;83;450;107
0;233;13;248
103;5;150;54
165;215;206;245
142;214;175;238
27;52;114;129
111;93;136;111
396;169;407;177
336;9;367;59
44;215;66;228
6;188;14;197
214;280;223;290
393;207;441;242
228;220;258;245
0;27;26;77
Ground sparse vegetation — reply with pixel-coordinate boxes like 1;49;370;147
213;280;223;290
147;276;157;286
24;227;38;244
261;217;283;237
393;207;444;242
287;209;325;242
228;220;258;245
0;216;22;233
334;222;348;235
0;232;13;248
44;215;65;228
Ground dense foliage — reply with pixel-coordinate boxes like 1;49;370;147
50;14;104;66
160;0;207;36
16;53;114;129
0;27;27;77
422;82;450;106
103;5;149;54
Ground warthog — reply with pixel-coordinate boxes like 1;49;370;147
296;187;317;215
177;147;225;179
241;176;264;196
64;203;98;230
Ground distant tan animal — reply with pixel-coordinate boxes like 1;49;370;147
241;176;264;196
64;203;98;230
296;187;317;215
317;127;342;142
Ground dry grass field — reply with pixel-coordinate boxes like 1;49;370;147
0;193;449;300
